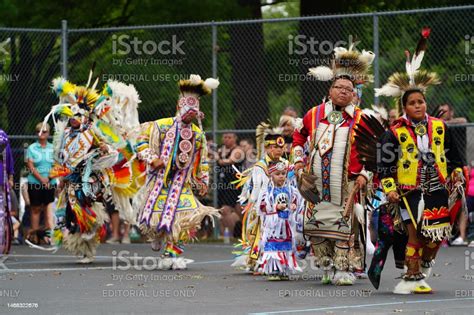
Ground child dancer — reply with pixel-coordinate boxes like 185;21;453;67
259;161;301;280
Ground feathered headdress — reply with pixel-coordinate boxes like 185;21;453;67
255;119;284;160
50;62;101;117
176;74;219;125
375;27;440;102
308;38;375;84
41;63;105;134
178;74;219;97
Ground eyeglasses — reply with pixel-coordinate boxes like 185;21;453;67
332;85;354;93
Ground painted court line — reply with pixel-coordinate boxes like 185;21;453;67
0;258;233;273
249;297;474;314
7;254;113;258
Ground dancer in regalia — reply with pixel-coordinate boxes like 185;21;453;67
375;28;466;294
28;70;143;264
292;41;376;285
0;129;14;256
135;74;220;270
258;161;302;280
232;123;287;273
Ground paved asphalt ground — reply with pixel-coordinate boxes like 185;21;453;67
1;243;474;314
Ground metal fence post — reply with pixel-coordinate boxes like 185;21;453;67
211;21;220;237
61;20;68;79
373;13;379;105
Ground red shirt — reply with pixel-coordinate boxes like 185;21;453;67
292;103;367;180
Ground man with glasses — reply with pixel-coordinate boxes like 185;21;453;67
292;45;375;285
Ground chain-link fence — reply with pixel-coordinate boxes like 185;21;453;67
1;5;474;201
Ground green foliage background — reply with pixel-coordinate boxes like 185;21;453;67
0;0;473;137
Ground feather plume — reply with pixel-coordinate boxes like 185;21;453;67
377;70;440;98
333;50;370;80
189;74;202;85
334;46;348;58
308;66;334;81
359;50;375;65
374;83;402;97
85;61;96;88
411;27;431;74
354;113;387;172
255;121;270;160
91;77;100;91
309;40;374;85
371;104;388;121
51;77;76;99
179;76;211;96
203;78;220;90
417;193;425;224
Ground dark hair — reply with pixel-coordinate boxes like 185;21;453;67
438;103;453;111
401;89;425;107
240;138;254;146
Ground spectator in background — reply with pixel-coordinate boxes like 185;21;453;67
388;108;398;126
195;136;218;239
105;201;131;244
239;138;256;170
9;190;21;245
282;106;298;118
19;167;30;242
217;133;242;236
437;103;468;124
435;104;468;246
453;163;474;247
279;114;301;160
25;123;56;244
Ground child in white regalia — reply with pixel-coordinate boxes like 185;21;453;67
259;161;301;280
